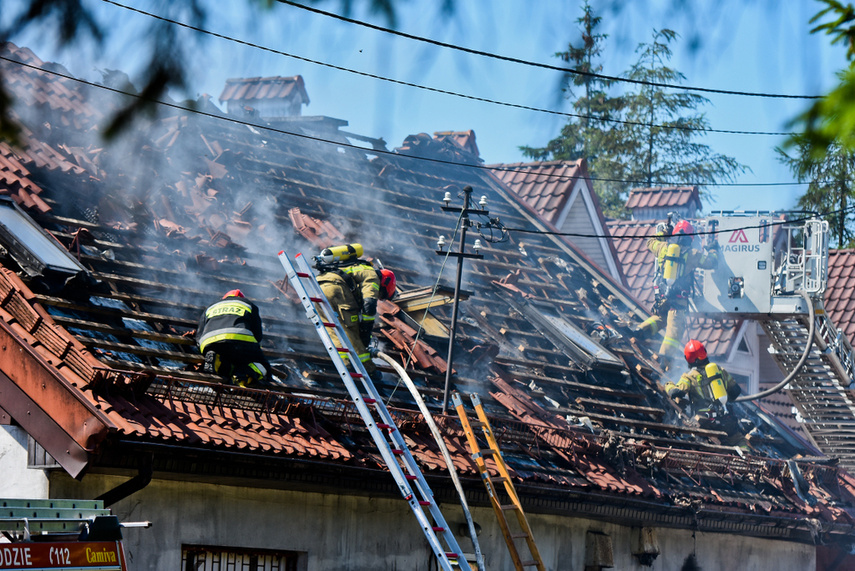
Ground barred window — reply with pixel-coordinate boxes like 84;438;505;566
181;544;305;571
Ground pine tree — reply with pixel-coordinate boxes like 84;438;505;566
522;15;746;219
519;2;628;217
621;29;745;193
778;137;855;248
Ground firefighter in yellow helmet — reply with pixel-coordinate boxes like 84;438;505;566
665;340;748;446
196;289;271;387
646;219;719;368
314;244;397;382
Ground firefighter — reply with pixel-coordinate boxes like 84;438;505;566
196;289;271;387
315;244;396;382
666;339;748;446
646;218;719;368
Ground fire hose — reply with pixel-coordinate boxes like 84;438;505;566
735;290;814;402
376;351;486;571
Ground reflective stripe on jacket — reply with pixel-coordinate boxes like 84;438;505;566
196;298;262;352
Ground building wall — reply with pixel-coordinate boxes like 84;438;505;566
49;473;815;571
558;197;610;276
0;426;48;498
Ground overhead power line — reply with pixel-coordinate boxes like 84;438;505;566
101;0;799;138
276;0;824;101
0;54;812;191
502;206;855;240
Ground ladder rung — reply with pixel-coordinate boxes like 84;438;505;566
445;553;459;558
478;449;496;456
323;322;336;328
500;504;519;511
432;526;446;532
511;533;530;539
364;398;376;404
419;501;431;506
520;561;538;567
337;348;350;354
350;373;364;379
377;423;393;430
406;475;417;480
296;272;310;277
392;449;404;455
309;297;324;303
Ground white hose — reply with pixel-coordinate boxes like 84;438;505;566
377;351;486;571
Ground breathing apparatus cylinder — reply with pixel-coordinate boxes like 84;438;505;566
320;243;363;265
704;362;728;405
662;243;682;283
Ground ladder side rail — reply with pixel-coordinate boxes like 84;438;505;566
280;251;462;570
470;395;546;571
290;253;456;524
452;393;525;571
282;253;417;497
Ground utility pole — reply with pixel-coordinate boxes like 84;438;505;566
437;185;485;414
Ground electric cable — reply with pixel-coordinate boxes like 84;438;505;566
734;290;814;402
502;203;855;240
385;202;465;403
275;0;823;100
0;53;815;188
99;0;799;138
0;53;845;239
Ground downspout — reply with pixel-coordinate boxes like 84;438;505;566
96;452;153;507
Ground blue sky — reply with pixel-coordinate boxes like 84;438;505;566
5;0;850;213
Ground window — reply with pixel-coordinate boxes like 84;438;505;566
737;337;750;354
181;545;306;571
0;197;86;277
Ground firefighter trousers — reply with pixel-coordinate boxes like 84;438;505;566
319;281;377;374
658;307;687;362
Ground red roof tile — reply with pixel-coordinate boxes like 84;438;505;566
626;186;700;210
489;160;586;226
219;76;309;105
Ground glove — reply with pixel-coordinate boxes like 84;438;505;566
707;240;720;251
667;387;686;399
656;222;673;236
358;321;373;346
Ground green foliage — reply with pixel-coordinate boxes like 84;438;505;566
778;137;855;248
521;12;745;219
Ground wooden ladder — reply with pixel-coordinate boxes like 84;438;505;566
453;392;546;571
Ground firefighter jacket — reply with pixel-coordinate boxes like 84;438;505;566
647;232;718;305
665;364;742;417
316;260;382;323
196;297;264;353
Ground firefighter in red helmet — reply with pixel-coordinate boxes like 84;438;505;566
645;217;719;369
665;339;748;446
314;244;397;382
196;289;272;387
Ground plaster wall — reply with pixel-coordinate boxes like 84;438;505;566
0;426;48;498
50;473;815;571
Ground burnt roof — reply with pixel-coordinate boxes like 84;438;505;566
1;42;854;544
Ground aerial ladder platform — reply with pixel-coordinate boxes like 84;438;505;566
278;250;466;571
692;214;855;469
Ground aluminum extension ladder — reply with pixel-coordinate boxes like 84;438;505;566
453;392;546;571
278;251;465;570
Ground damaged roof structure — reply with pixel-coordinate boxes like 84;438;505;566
1;43;855;570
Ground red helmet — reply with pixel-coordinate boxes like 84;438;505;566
684;339;707;365
223;289;245;299
379;269;396;300
672;220;694;236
